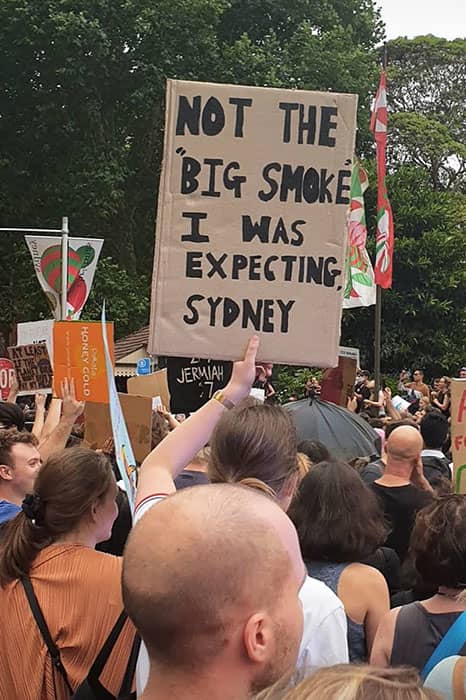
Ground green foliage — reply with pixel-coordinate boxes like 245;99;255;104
275;366;322;402
342;166;466;376
83;257;150;339
386;36;466;191
1;5;465;382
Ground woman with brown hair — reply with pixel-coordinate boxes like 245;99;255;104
371;494;466;673
0;447;135;700
256;665;442;700
289;460;390;661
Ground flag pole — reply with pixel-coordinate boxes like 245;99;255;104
374;285;382;395
374;43;388;397
61;216;69;320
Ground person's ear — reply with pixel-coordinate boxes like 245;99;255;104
0;464;13;482
90;499;100;523
243;612;273;663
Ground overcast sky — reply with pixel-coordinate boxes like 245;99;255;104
376;0;466;40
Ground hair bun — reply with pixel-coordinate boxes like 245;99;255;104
21;494;42;523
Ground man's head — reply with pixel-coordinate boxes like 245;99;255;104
420;410;449;450
256;363;273;382
356;370;370;386
385;425;423;478
413;369;424;384
122;484;303;695
0;429;41;504
0;403;25;431
459;367;466;379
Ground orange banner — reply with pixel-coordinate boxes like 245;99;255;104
53;321;114;403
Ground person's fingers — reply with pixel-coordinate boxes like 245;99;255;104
69;377;76;398
244;335;260;365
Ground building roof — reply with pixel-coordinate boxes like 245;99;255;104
114;326;150;362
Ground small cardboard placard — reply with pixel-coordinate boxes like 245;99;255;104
149;79;358;366
7;343;53;395
450;379;466;493
84;393;153;464
321;355;357;407
127;368;171;410
166;357;232;413
53;321;114;403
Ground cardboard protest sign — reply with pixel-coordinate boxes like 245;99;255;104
149;80;358;366
53;321;114;403
84;394;153;464
166;357;232;413
449;379;466;493
102;308;137;511
127;369;170;410
84;402;112;450
339;346;360;368
7;344;53;395
17;320;55;366
321;355;357;407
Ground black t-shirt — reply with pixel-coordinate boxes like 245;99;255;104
370;482;433;562
354;384;371;413
174;470;210;490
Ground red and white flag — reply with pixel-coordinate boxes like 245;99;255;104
370;69;394;289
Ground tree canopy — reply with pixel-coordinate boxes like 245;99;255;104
0;2;465;378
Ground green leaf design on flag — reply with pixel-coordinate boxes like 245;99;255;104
351;271;373;287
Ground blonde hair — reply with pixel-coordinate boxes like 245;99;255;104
296;453;311;482
256;665;443;700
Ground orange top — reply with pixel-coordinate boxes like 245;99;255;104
0;543;135;700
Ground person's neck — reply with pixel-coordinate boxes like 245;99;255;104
142;663;251;700
0;486;22;507
376;461;411;486
53;527;97;549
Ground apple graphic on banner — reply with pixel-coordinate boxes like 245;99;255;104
67;276;87;315
40;243;96;316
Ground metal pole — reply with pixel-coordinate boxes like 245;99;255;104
374;285;382;395
374;44;388;397
61;216;69;320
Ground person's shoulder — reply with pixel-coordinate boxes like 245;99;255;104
411;485;434;505
0;500;20;524
59;546;123;586
342;562;388;593
134;493;169;522
300;575;344;614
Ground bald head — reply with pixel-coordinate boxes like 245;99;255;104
386;425;423;464
123;484;303;670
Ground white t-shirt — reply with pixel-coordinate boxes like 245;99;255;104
133;495;349;696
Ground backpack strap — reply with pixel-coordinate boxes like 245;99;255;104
84;611;140;700
118;632;141;697
21;576;74;695
421;610;466;681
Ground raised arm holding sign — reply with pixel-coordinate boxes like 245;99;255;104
136;336;259;508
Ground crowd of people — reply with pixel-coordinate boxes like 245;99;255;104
0;338;465;700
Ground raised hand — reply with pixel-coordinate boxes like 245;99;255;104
61;377;85;419
225;335;260;404
35;393;47;412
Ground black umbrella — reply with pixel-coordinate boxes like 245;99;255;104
284;398;381;461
